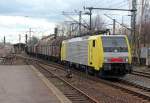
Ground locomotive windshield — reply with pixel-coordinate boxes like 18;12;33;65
102;36;128;52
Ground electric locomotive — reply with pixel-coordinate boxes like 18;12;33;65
61;35;132;78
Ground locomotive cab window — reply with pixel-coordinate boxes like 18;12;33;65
101;37;128;52
93;40;95;47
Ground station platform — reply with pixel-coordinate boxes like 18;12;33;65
0;65;71;103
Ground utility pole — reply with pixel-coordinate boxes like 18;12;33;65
26;28;34;45
89;8;92;31
131;0;137;46
25;34;28;45
29;28;32;43
131;0;138;63
4;36;5;45
113;19;116;34
54;27;58;39
19;34;21;53
19;34;21;43
79;11;82;34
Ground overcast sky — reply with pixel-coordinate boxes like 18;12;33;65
0;0;132;43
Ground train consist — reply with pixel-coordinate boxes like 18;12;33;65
27;34;132;78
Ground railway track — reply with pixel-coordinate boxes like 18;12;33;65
132;70;150;78
38;60;150;101
33;61;99;103
19;55;150;102
118;76;150;91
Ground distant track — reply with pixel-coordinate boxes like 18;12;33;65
132;71;150;79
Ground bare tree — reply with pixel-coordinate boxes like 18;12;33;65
137;0;150;47
140;23;150;46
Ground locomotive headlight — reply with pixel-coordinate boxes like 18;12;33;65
125;58;128;62
104;58;109;62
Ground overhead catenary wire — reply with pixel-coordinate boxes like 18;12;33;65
62;11;89;30
104;14;132;31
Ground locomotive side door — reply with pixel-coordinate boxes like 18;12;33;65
88;39;97;68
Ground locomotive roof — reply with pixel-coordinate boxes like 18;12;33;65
63;35;127;43
100;35;126;37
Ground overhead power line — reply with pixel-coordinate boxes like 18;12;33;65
62;11;89;30
84;6;137;32
104;14;131;31
84;7;136;12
